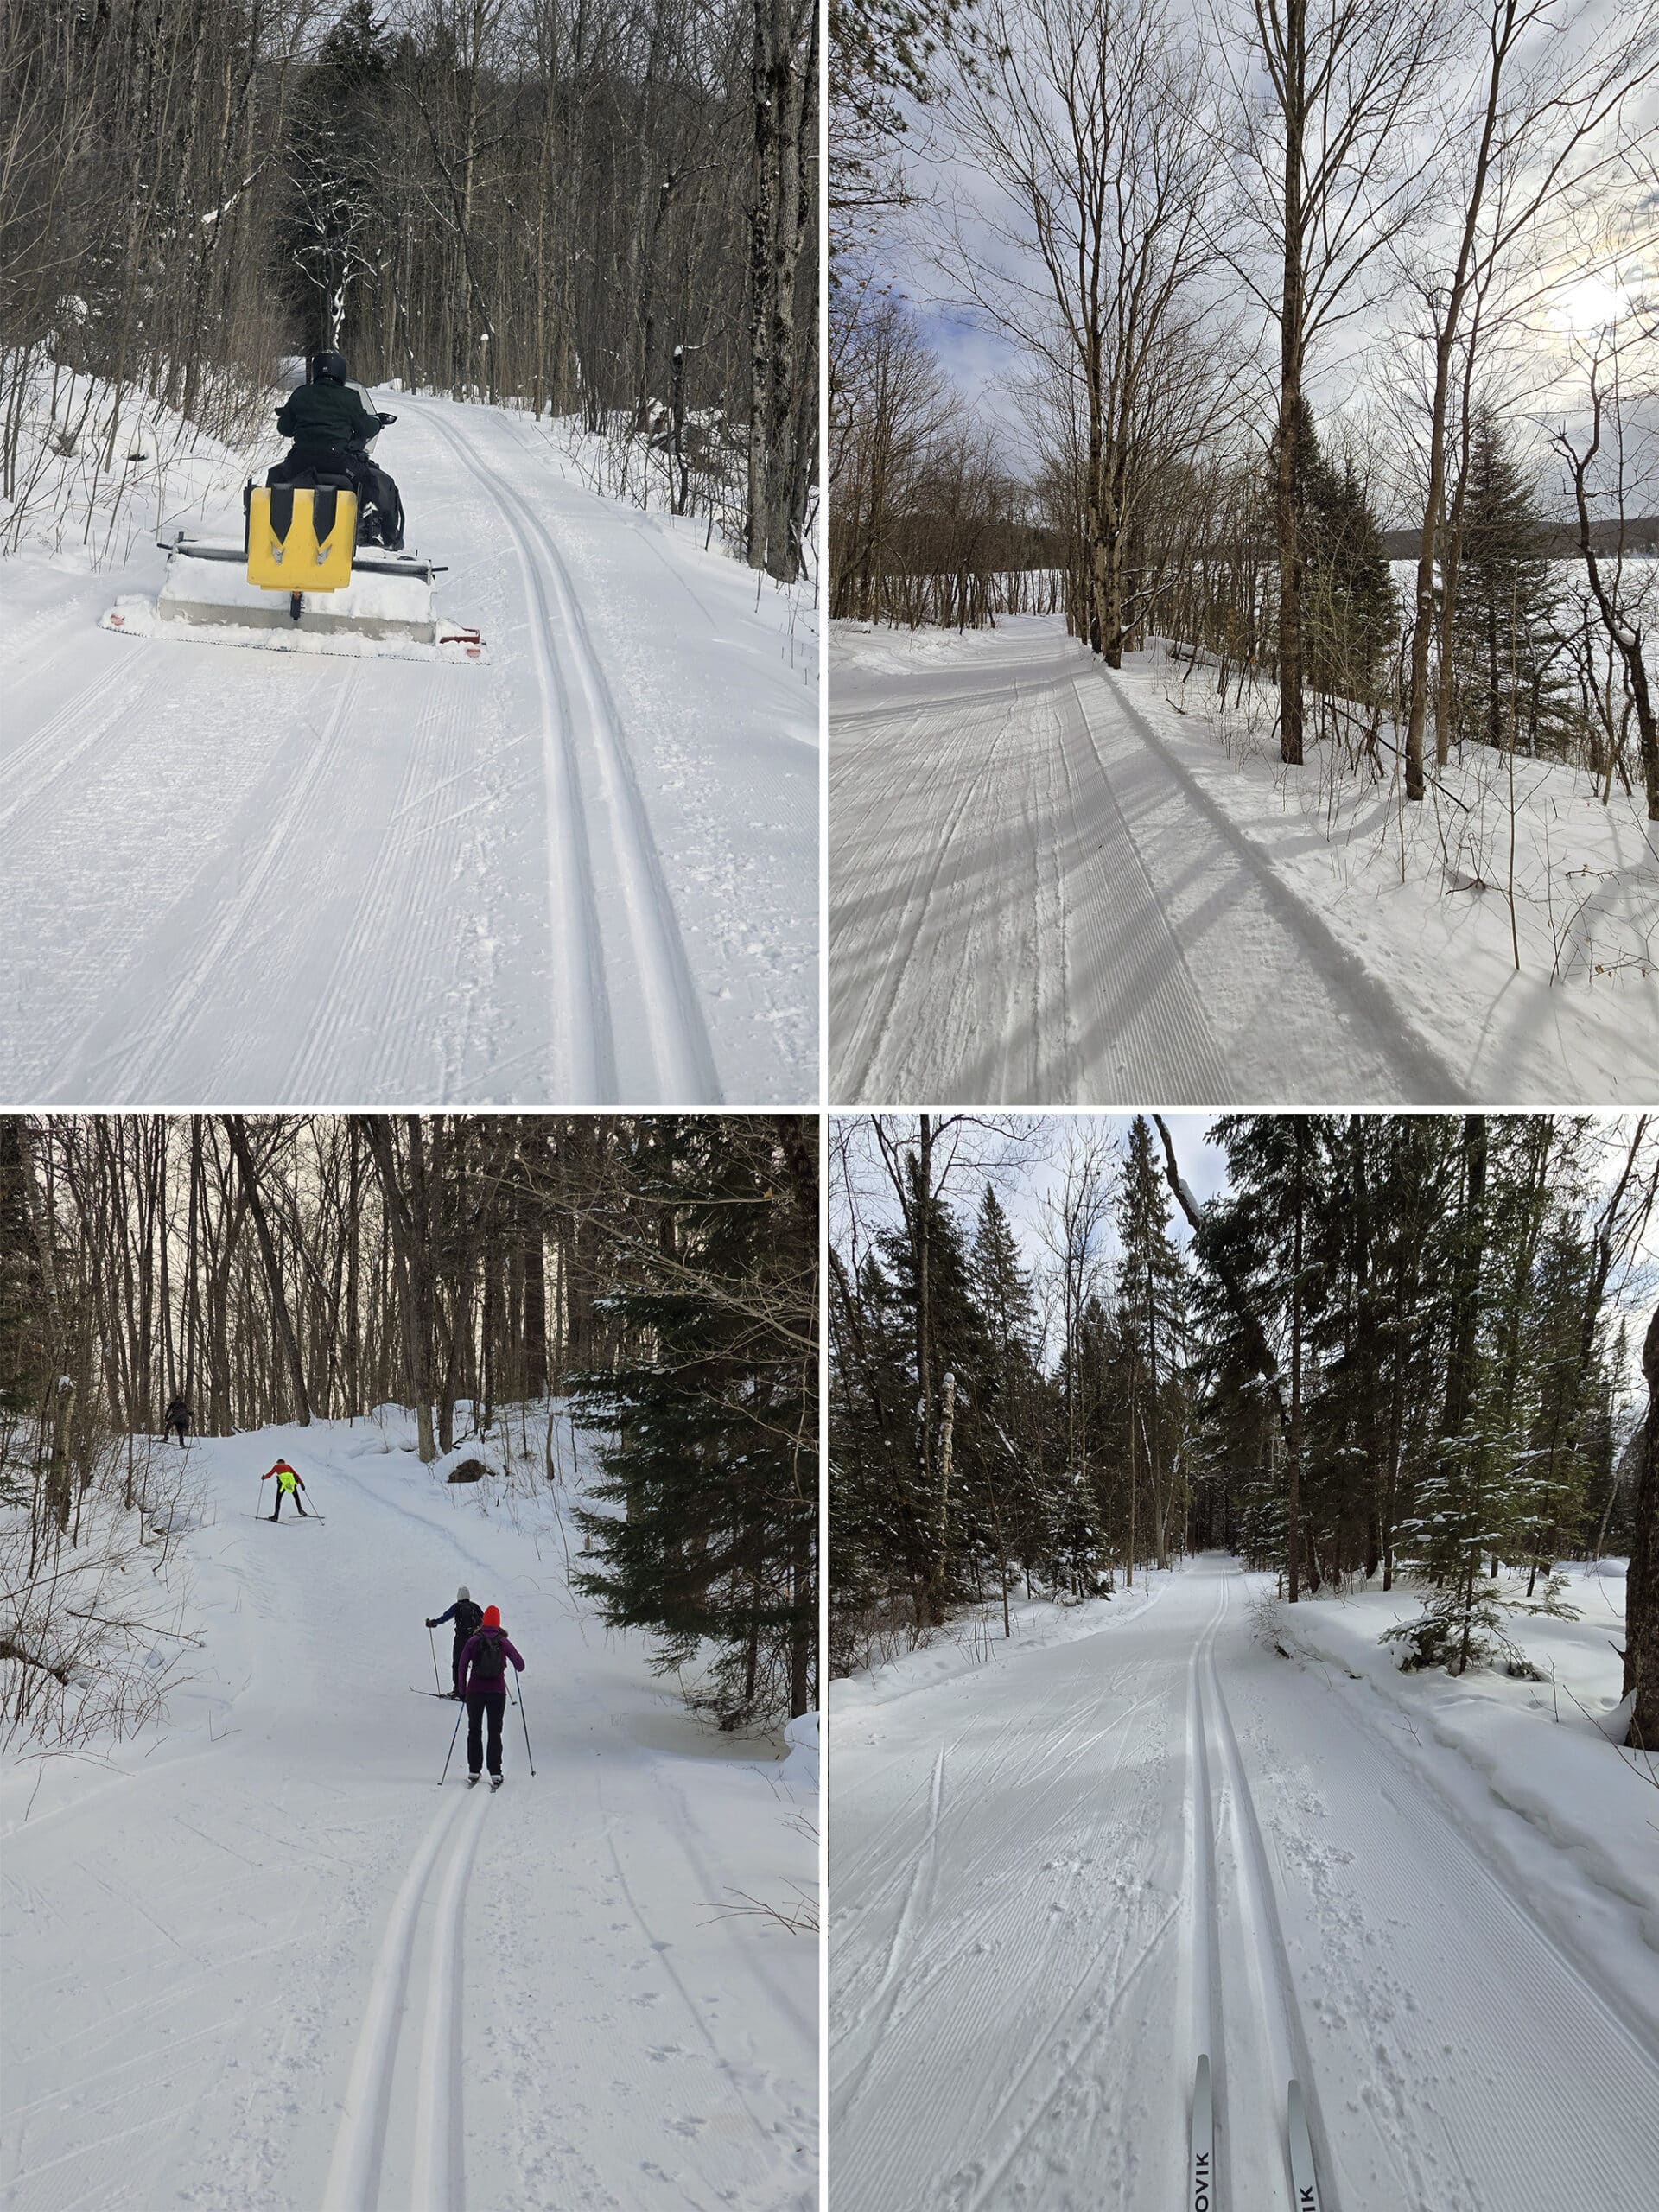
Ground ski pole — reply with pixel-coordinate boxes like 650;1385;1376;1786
429;1624;442;1694
518;1680;536;1777
439;1699;464;1787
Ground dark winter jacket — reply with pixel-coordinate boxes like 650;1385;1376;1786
459;1625;524;1699
276;380;382;453
164;1398;191;1427
433;1599;484;1646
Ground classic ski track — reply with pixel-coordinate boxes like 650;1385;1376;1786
1185;1581;1230;2205
459;413;721;1100
411;400;720;1103
835;693;1020;1097
322;1789;473;2211
1201;1583;1340;2212
410;1789;491;2212
45;674;360;1099
406;402;610;1097
831;665;1236;1103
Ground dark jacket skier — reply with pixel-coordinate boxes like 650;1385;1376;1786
270;351;405;549
163;1395;191;1445
457;1605;524;1783
426;1586;483;1697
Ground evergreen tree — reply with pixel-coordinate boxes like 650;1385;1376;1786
569;1120;817;1726
1271;398;1396;704
1453;408;1574;761
282;0;393;354
1115;1116;1192;1571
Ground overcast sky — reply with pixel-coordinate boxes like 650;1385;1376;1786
861;0;1658;512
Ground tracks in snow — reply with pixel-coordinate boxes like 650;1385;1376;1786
1188;1576;1335;2212
1185;1574;1344;2212
324;1787;490;2212
410;403;719;1104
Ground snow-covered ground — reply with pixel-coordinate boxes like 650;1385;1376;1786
0;1411;817;2212
0;392;817;1106
829;617;1658;1104
830;1553;1658;2212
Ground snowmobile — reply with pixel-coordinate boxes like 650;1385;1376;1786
101;410;486;664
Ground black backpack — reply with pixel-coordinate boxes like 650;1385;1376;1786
471;1627;506;1686
453;1600;482;1642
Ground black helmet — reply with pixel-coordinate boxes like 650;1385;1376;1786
310;350;348;385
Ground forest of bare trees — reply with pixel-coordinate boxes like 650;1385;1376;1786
830;1111;1659;1752
1;1113;818;1739
0;0;817;576
830;0;1657;807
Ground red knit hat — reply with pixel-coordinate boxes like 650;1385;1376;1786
482;1605;501;1629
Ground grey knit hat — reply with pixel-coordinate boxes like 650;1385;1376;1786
457;1585;470;1602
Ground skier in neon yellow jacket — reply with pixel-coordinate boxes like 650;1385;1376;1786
261;1459;309;1521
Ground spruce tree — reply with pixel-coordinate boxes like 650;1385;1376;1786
569;1120;817;1726
1116;1116;1192;1571
1453;408;1573;761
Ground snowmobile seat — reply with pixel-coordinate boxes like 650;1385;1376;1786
245;480;357;593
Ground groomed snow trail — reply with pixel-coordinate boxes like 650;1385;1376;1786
0;396;816;1106
830;1556;1659;2212
830;620;1471;1105
0;1419;816;2212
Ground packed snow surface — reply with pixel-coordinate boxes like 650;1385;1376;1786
830;1554;1658;2212
0;1412;816;2211
830;617;1658;1105
0;395;817;1105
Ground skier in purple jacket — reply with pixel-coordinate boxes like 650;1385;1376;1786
458;1605;524;1789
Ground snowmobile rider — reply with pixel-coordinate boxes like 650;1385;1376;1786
162;1395;192;1446
458;1605;524;1786
261;1459;309;1520
271;352;405;550
426;1586;483;1699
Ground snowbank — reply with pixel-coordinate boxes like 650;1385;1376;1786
1270;1564;1659;2025
833;1574;1172;1719
1;366;272;569
1138;643;1657;1099
781;1709;819;1788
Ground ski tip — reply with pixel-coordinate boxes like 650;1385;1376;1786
1190;2052;1214;2212
1286;2079;1322;2212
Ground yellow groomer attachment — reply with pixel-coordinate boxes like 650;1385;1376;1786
246;484;357;592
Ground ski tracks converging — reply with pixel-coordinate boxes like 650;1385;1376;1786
324;1787;490;2212
409;400;719;1103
